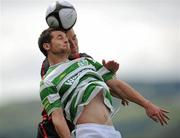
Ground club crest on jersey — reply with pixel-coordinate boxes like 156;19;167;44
77;60;89;67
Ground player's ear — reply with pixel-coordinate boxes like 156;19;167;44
43;43;50;50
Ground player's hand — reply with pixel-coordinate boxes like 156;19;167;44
102;59;119;73
145;101;170;126
121;99;129;106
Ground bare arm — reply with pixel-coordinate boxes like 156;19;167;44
110;88;129;106
106;79;169;126
102;59;129;106
51;108;71;138
107;79;148;106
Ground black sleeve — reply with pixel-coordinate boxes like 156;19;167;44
79;53;93;59
36;121;59;138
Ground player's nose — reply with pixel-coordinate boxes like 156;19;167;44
64;37;68;44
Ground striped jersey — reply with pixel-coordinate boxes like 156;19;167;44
39;57;114;124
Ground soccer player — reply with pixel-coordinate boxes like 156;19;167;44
38;28;169;138
41;28;127;102
37;28;128;138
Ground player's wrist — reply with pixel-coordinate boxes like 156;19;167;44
143;100;152;109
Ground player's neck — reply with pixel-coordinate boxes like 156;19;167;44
69;53;80;60
48;54;69;66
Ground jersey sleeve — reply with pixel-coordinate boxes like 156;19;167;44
86;58;114;81
39;80;62;116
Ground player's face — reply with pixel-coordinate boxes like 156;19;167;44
49;31;70;54
66;29;79;56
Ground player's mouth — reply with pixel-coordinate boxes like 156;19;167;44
63;44;69;48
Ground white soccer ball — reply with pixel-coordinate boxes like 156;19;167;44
46;0;77;30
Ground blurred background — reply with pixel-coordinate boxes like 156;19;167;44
0;0;180;138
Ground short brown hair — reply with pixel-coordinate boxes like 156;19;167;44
38;27;65;57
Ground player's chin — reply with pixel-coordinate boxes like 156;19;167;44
59;46;70;52
62;46;71;51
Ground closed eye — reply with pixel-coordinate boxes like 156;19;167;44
57;35;63;40
73;35;77;40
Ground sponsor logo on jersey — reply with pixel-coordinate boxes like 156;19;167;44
65;68;93;85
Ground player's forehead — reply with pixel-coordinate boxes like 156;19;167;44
51;30;66;38
66;29;75;38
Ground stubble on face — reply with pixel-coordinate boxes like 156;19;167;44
50;31;71;56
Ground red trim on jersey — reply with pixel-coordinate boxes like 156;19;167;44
42;109;52;121
41;61;45;80
75;53;80;59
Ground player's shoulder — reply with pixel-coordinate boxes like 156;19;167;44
79;53;93;59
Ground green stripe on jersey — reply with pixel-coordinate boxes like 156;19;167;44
105;89;112;105
42;96;61;115
70;94;78;122
52;62;80;86
82;83;96;103
86;58;102;71
40;86;57;100
46;100;62;115
102;72;114;82
58;73;103;97
86;58;114;81
40;57;114;122
45;65;58;77
62;76;101;109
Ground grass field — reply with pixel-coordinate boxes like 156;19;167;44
0;81;179;138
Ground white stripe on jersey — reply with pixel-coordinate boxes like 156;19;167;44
56;64;96;91
40;80;54;93
47;93;60;104
74;80;109;107
97;66;111;77
44;58;85;82
61;69;100;103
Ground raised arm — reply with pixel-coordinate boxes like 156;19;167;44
51;108;71;138
102;59;119;73
110;88;129;106
102;59;129;106
106;79;169;126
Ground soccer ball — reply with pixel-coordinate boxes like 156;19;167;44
46;0;77;30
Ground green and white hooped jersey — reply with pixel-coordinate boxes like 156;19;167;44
40;57;114;124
